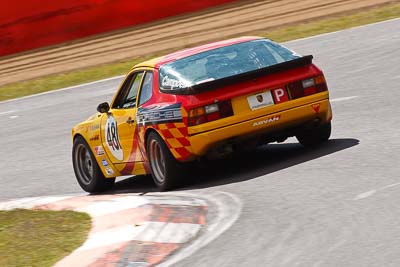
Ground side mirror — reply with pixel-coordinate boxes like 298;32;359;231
97;102;110;113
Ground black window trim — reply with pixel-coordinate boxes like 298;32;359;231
137;71;154;107
112;70;145;109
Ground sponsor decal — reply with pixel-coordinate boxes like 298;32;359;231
89;135;99;141
137;103;182;126
101;159;109;167
161;75;187;89
94;146;105;156
252;115;281;127
248;91;274;110
90;125;100;131
311;103;321;113
105;115;123;161
105;167;114;175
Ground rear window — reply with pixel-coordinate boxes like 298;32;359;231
159;39;300;90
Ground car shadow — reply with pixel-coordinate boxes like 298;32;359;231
107;138;359;194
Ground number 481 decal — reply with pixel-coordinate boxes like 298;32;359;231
107;122;121;151
105;115;123;160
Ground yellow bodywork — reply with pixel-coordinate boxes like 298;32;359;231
189;91;331;156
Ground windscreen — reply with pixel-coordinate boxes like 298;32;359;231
159;39;300;91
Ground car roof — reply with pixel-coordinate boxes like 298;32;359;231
132;36;264;70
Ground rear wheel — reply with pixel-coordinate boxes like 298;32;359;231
296;122;331;147
72;136;115;193
147;132;183;191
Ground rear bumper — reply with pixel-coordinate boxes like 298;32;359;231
188;99;332;156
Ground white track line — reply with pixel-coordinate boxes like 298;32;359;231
382;183;400;190
330;96;358;102
353;190;377;200
0;110;16;115
0;75;124;104
353;182;400;201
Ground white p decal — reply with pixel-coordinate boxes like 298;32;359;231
274;88;285;102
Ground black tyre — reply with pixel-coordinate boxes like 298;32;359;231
146;132;184;191
296;122;332;147
72;136;115;193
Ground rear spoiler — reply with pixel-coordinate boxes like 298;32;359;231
160;55;313;95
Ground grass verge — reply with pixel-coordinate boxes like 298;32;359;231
262;2;400;42
0;2;399;101
0;209;91;267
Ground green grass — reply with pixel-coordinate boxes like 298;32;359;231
0;209;91;267
0;2;399;101
262;2;400;42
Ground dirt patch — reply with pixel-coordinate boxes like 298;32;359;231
0;0;396;86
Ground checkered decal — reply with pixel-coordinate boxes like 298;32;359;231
154;122;193;160
137;105;193;161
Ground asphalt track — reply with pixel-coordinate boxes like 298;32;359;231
1;19;400;266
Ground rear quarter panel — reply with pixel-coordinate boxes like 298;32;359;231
135;70;195;162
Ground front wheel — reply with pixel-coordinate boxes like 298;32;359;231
296;122;331;147
72;136;115;193
147;132;184;191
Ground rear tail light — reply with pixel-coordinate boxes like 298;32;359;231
188;100;233;126
288;75;327;100
302;78;315;88
315;75;328;92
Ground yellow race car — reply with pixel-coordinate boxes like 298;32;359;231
72;36;332;192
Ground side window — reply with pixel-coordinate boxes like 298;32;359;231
138;72;154;106
113;72;144;109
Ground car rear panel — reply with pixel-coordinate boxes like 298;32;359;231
189;98;331;156
186;64;328;136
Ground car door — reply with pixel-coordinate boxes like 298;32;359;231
101;71;144;164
